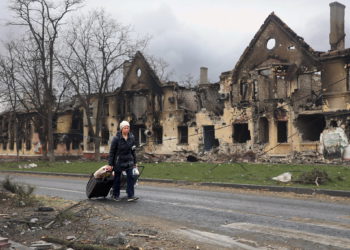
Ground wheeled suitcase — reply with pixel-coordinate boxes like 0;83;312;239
86;174;114;199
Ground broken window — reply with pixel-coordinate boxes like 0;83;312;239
296;115;325;141
103;99;109;117
275;65;288;99
54;135;59;150
276;78;287;99
259;68;271;77
2;140;7;150
2;120;8;150
253;80;258;100
72;135;82;150
259;117;269;143
87;130;94;151
266;38;276;50
240;81;248;100
17;138;22;150
297;74;312;91
25;139;31;150
258;76;270;100
89;107;94;119
65;135;71;151
52;115;58;130
132;96;147;120
25;120;32;151
233;123;251;143
277;121;288;143
9;125;14;150
71;110;82;131
132;125;146;146
275;65;288;77
136;68;142;78
153;126;163;144
178;126;188;144
117;98;124;115
203;125;216;151
155;95;163;112
101;125;110;145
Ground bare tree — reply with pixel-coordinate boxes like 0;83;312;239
8;0;83;161
0;37;71;160
146;54;174;83
57;9;147;160
0;43;21;161
179;73;198;88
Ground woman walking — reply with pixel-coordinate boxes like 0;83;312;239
108;121;138;202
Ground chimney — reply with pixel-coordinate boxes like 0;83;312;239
200;67;208;84
329;2;345;50
123;60;132;79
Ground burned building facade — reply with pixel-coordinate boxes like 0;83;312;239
0;2;349;160
0;103;84;158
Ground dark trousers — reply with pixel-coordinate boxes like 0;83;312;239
112;167;135;198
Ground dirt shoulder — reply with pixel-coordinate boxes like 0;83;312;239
0;188;220;250
1;176;349;249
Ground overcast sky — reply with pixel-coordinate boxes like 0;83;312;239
0;0;349;83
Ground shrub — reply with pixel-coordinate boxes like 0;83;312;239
296;169;331;186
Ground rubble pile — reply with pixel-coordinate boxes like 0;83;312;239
137;147;347;165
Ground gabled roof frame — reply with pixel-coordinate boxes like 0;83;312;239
231;13;321;84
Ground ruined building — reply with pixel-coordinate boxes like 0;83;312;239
0;2;349;161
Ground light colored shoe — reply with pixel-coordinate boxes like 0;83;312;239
127;196;139;202
111;196;121;201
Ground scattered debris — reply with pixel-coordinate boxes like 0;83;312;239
128;233;156;239
30;218;39;223
18;163;38;169
106;232;128;246
272;172;292;183
30;240;53;250
187;155;198;162
38;206;55;212
66;236;76;241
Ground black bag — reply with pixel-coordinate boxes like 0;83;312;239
86;174;114;199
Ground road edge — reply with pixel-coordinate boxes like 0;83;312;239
1;170;349;198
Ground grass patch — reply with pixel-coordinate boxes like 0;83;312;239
0;161;102;174
1;160;350;191
140;162;350;190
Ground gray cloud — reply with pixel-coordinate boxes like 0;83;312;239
1;0;350;83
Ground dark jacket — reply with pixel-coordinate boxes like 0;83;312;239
108;132;137;169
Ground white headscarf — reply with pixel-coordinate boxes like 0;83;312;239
120;120;130;130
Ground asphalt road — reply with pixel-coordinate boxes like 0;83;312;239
1;173;350;250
